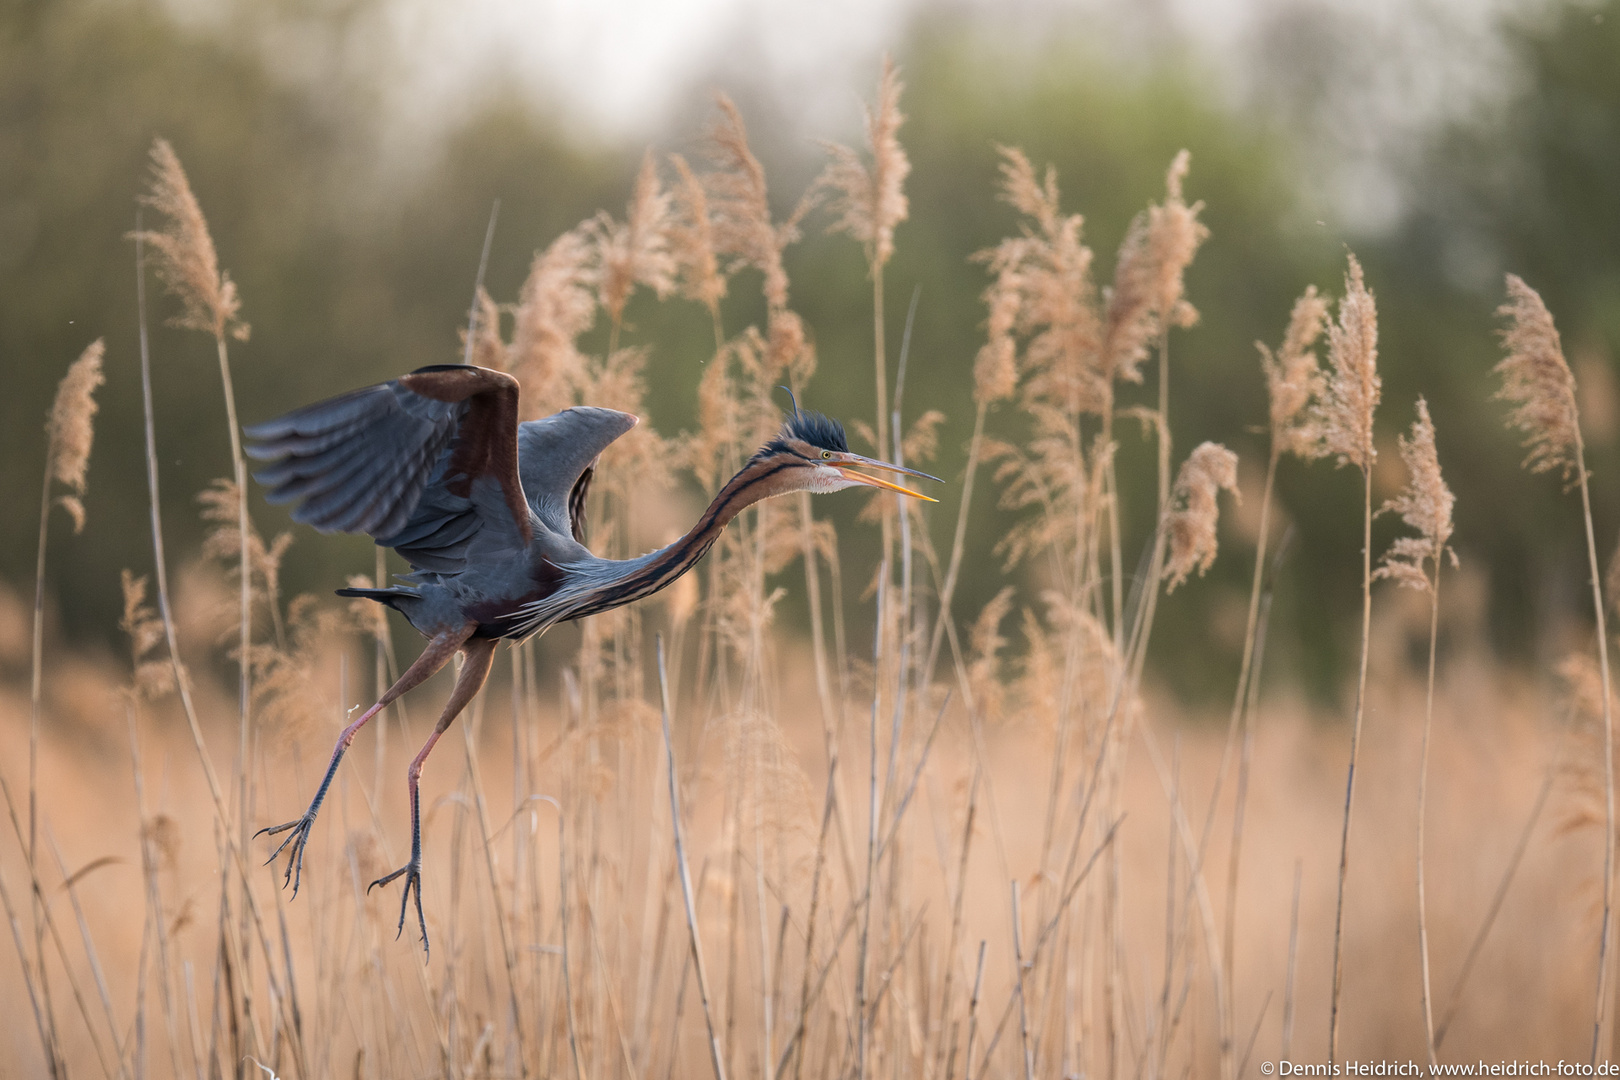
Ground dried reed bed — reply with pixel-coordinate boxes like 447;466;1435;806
0;598;1601;1076
5;60;1620;1080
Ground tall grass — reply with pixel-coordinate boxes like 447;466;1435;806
5;60;1618;1080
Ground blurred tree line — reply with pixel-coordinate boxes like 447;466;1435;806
3;0;1617;703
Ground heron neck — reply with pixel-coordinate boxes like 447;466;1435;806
648;455;794;575
561;455;796;621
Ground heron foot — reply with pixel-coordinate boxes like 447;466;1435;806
368;859;429;958
256;814;317;897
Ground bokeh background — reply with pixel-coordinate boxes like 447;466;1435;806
7;0;1619;702
8;1;1620;1075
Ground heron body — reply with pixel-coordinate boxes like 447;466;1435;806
245;363;938;953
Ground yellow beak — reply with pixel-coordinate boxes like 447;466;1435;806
832;456;941;502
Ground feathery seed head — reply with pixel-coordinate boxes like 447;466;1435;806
120;569;174;701
1260;286;1328;458
1310;253;1380;470
46;340;105;533
1164;442;1240;592
967;586;1015;719
133;138;248;342
593;150;676;325
980;147;1104;415
1375;397;1456;592
816;54;910;271
508;225;598;417
1102;150;1208;384
705;95;796;312
667;152;727;318
1496;274;1581;481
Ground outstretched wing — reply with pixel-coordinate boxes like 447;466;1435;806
245;365;532;573
516;407;638;544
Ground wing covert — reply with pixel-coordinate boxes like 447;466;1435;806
517;407;638;542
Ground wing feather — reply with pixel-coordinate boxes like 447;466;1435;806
516;407;638;543
246;364;531;573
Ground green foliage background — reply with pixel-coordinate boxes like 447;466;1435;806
4;0;1618;703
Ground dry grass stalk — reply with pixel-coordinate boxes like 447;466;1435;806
1324;250;1381;1060
1496;274;1613;1061
593;150;676;351
978;149;1108;582
32;340;107;872
1163;442;1239;592
656;637;728;1080
1208;285;1327;1040
1311;254;1380;470
1496;274;1581;480
133;138;259;921
27;338;108;1057
120;570;176;702
1376;398;1457;592
704;95;802;314
815;54;910;273
133;138;248;342
668;152;728;343
506;225;598;418
1377;396;1456;1066
1102;150;1206;400
1259;286;1329;458
44;340;106;533
980;147;1103;418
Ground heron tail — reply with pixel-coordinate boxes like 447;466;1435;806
335;585;416;612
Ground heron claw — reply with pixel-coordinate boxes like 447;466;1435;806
257;815;315;897
369;860;430;959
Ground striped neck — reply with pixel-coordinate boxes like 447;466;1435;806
560;454;801;620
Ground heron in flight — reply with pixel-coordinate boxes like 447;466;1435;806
246;363;939;953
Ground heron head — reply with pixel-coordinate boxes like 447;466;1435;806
754;409;942;501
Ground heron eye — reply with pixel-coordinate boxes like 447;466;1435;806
821;450;832;459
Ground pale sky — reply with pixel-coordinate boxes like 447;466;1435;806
372;0;1527;141
172;0;1537;229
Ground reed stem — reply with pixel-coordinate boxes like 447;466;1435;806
1329;462;1374;1057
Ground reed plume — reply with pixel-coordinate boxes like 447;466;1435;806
1377;396;1456;1065
1260;286;1329;458
1163;442;1239;592
1322;250;1381;1059
132;137;257;863
1375;398;1456;593
967;588;1016;719
593;150;676;352
1496;274;1581;480
668;152;728;344
32;340;106;878
119;570;175;702
816;54;910;273
704;95;802;314
43;341;105;534
1311;254;1380;470
1496;274;1612;1061
1102;151;1205;387
132;139;248;342
977;148;1104;571
1212;283;1329;1068
506;225;598;418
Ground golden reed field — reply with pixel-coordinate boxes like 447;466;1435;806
4;60;1615;1079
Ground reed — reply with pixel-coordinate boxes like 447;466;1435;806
19;62;1620;1080
1494;274;1612;1060
1315;252;1381;1059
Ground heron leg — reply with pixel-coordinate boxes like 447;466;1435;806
368;635;497;957
259;624;474;896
